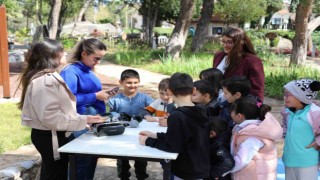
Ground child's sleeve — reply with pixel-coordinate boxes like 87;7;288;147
310;106;320;145
108;97;120;116
231;137;264;173
280;108;288;138
145;114;187;153
209;145;235;178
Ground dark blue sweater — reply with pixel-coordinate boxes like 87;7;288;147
60;62;106;114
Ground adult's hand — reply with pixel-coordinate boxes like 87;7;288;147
86;115;105;124
95;90;110;101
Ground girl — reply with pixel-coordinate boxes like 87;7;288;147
227;96;282;180
18;39;103;180
282;79;320;180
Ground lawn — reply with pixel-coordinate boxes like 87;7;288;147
0;102;31;154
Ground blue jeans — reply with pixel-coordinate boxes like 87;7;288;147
69;106;99;180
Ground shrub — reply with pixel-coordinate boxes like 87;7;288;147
61;38;78;51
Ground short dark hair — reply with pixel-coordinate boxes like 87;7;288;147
209;116;228;135
194;80;215;98
221;76;251;96
169;72;193;96
230;96;271;120
158;78;170;91
199;68;223;97
120;69;140;81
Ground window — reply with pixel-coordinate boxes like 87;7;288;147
212;27;223;35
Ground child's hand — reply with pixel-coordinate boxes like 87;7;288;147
145;115;158;122
158;115;169;127
139;135;148;145
306;141;320;150
139;131;157;139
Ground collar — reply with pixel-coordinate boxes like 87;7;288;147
238;119;261;128
74;61;92;72
285;104;311;117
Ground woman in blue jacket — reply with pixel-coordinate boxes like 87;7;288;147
60;38;113;180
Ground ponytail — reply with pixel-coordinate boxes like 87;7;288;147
231;97;272;121
259;103;272;120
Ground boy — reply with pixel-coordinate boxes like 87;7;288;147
139;72;210;179
108;69;153;180
192;80;219;116
206;117;234;180
219;76;251;129
140;78;173;122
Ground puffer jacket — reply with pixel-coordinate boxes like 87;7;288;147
232;113;283;180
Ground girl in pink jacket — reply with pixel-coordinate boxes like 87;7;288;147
225;96;282;180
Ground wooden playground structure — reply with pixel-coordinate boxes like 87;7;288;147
0;5;11;98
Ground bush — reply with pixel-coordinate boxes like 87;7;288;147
61;38;78;51
265;66;320;99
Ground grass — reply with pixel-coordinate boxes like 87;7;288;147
0;103;31;154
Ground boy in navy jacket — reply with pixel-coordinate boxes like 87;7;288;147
139;72;210;179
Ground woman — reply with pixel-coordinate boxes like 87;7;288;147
18;39;103;180
60;38;115;180
213;27;265;101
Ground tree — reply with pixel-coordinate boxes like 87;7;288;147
258;0;283;28
290;0;314;66
215;0;267;25
47;0;62;39
70;0;93;36
165;0;195;59
190;0;214;52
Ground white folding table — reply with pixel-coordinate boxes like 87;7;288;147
58;121;178;180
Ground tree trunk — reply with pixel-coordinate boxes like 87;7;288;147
306;15;320;51
47;0;62;39
165;0;195;59
148;1;160;45
290;0;313;66
70;0;92;36
190;0;214;52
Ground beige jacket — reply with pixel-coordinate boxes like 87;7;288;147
21;71;87;159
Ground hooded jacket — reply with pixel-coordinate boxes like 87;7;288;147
232;113;283;180
206;131;234;180
145;105;210;179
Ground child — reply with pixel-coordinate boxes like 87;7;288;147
140;78;172;122
219;76;251;129
199;68;223;102
228;97;282;180
139;72;210;179
206;117;234;180
108;69;154;180
282;79;320;180
192;80;217;107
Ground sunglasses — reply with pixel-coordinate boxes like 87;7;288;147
93;57;102;62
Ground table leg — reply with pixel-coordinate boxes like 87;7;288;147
162;161;171;180
69;155;77;180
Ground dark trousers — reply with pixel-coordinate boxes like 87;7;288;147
117;159;149;180
31;129;69;180
69;131;98;180
69;106;98;180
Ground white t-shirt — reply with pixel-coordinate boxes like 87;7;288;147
216;56;228;74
